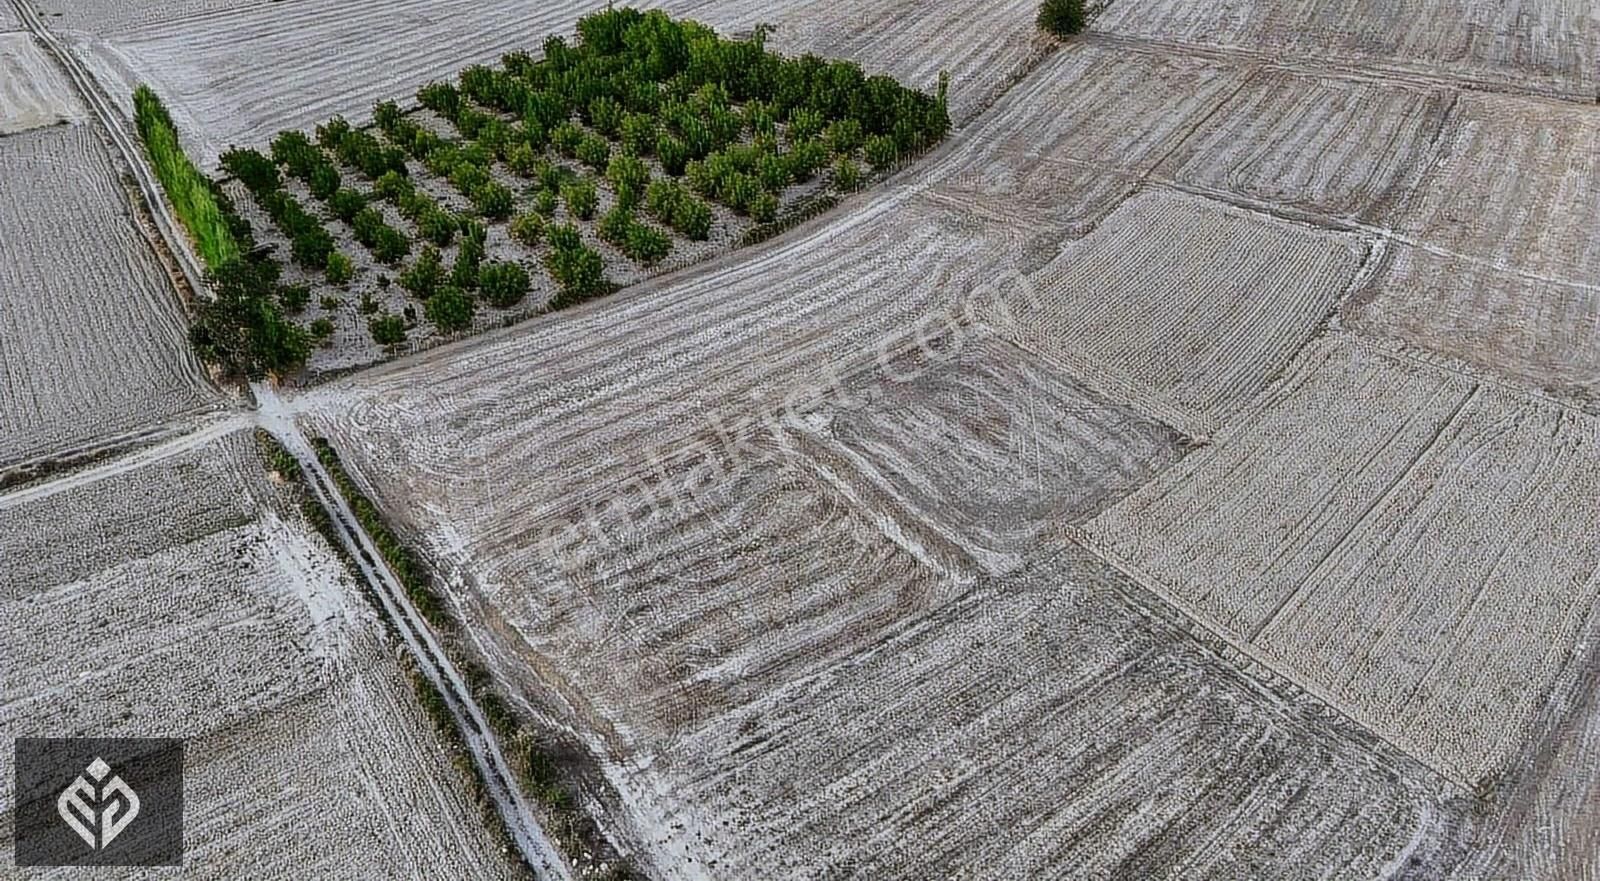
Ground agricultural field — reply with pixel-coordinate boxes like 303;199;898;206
280;411;1470;878
7;0;1600;877
1091;0;1599;100
1150;67;1454;221
0;121;226;478
1347;92;1600;401
0;34;85;135
1082;335;1600;786
785;337;1184;576
0;430;521;878
993;190;1370;437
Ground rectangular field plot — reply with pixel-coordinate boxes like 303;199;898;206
0;431;520;878
995;189;1368;437
915;45;1245;241
1153;68;1452;221
1085;336;1600;784
0;123;224;473
1092;0;1599;100
406;415;1462;878
0;34;86;135
789;337;1182;575
1348;94;1600;398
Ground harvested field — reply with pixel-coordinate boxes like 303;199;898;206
0;123;224;474
994;190;1369;437
317;424;1463;877
0;34;85;135
1083;335;1600;785
1091;0;1600;100
1152;67;1453;221
32;0;275;36
298;189;1018;525
787;336;1184;576
913;45;1245;243
1347;93;1600;400
0;430;521;878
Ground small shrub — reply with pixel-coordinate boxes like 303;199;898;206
278;283;311;313
576;134;612;172
310;317;336;345
479;261;531;308
534;189;560;217
865;134;898;171
833;157;862;191
750;191;779;223
623;223;671;265
510;212;545;247
369;312;407;347
471;181;514;220
620;113;657;156
325;251;355;285
425;285;475;333
399;246;444;298
1037;0;1087;37
562;178;597;220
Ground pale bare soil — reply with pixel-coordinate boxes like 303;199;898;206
6;0;1600;877
1091;0;1599;100
1084;334;1600;786
0;34;85;134
0;430;522;879
1347;92;1600;400
995;189;1369;437
0;122;225;476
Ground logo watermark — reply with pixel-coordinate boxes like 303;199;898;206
13;737;183;866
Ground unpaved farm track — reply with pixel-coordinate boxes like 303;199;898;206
255;385;574;881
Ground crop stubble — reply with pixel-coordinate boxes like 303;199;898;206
1084;335;1600;786
0;123;224;473
0;431;521;879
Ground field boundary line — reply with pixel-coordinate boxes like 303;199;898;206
1248;382;1480;642
0;412;251;510
1063;524;1470;790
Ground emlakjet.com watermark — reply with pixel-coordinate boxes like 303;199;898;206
12;737;183;867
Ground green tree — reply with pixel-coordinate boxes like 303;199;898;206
189;258;310;378
369;312;407;348
479;261;531;308
1037;0;1086;37
325;251;355;285
425;285;475;333
562;178;598;220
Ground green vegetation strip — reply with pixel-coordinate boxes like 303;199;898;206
132;85;240;270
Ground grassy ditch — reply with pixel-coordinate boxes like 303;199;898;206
255;430;531;874
298;435;637;879
132;85;240;270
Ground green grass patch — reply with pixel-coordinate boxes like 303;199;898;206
132;85;240;270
